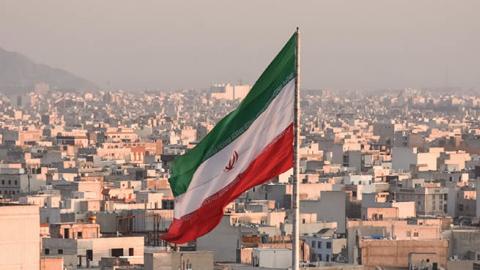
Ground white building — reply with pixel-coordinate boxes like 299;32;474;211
303;232;347;263
43;236;144;269
210;83;250;100
391;147;439;172
252;248;292;268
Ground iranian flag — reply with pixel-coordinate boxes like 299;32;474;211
163;32;297;243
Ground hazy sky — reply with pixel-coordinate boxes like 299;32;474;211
1;0;479;91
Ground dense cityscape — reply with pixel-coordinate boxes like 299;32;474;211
1;82;480;269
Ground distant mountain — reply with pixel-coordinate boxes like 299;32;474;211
0;47;97;94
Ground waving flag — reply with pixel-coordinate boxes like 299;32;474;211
163;32;297;243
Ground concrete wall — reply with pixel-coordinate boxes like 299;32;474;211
40;207;61;224
392;147;417;171
417;152;438;171
445;230;480;259
0;204;40;270
78;236;144;266
282;221;337;236
347;219;443;264
359;239;448;269
299;183;333;200
145;251;214;270
42;238;78;268
303;266;364;270
447;260;477;270
447;185;459;218
391;201;416;218
477;179;480;218
373;123;395;145
40;257;64;270
197;216;240;262
363;207;398;220
246;184;288;209
301;191;347;233
43;236;144;268
252;248;292;268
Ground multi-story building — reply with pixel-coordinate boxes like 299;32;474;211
395;184;448;216
302;229;347;263
0;167;28;198
43;225;144;269
0;204;40;270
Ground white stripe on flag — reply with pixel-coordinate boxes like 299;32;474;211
174;78;295;218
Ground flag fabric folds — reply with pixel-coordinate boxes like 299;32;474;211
162;33;297;243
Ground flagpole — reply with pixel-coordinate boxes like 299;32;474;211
292;27;301;270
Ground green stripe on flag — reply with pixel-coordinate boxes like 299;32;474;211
169;33;297;197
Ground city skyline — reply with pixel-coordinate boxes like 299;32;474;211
2;2;480;270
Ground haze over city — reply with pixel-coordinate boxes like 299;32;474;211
3;1;480;270
1;0;480;90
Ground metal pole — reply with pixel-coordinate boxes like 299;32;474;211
292;27;301;270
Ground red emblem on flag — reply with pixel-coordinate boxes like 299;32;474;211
224;151;239;172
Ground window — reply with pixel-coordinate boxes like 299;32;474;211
45;248;50;255
129;248;134;256
77;232;83;239
8;180;11;185
413;232;419;237
311;240;316;248
1;180;4;185
14;180;17;185
58;249;63;254
86;250;93;261
64;228;70;239
326;242;332;249
111;248;124;257
318;254;322;261
326;254;330;262
317;241;322;249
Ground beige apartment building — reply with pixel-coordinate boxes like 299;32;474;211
43;232;144;269
395;184;448;216
359;239;448;270
347;218;445;264
0;204;40;270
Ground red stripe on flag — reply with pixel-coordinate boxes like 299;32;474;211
162;124;294;243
